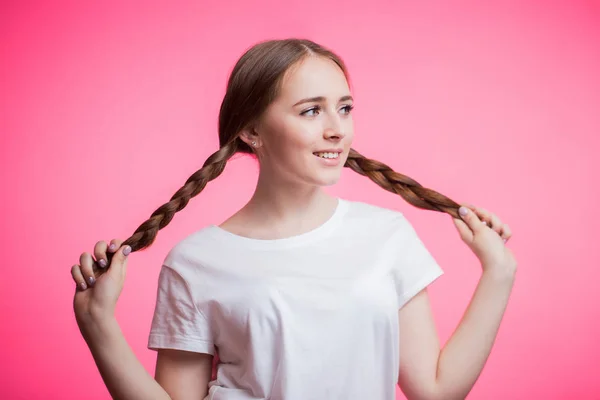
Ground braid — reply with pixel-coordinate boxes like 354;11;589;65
95;140;239;275
344;148;461;219
95;144;459;274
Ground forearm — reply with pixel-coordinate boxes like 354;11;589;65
435;269;515;399
80;316;171;400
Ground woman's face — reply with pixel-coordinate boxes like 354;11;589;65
248;56;355;187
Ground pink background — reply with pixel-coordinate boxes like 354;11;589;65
2;1;599;399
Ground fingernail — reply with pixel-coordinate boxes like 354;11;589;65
79;282;87;290
98;259;107;268
88;276;95;286
109;243;117;252
123;246;131;256
459;207;468;217
503;238;507;243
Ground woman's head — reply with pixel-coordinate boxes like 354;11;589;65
219;39;354;187
96;38;461;272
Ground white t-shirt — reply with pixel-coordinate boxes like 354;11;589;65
148;198;443;400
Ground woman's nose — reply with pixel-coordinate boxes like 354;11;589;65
323;119;345;140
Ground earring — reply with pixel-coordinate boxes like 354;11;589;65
251;141;257;147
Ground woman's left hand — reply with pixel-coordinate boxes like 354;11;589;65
452;204;517;278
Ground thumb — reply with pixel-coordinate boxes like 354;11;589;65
458;206;484;235
107;245;131;281
452;218;473;243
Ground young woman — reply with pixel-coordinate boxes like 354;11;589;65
71;39;516;400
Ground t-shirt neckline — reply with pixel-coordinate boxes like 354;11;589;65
207;198;349;250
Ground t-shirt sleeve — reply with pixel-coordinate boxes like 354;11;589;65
392;214;444;309
147;264;215;355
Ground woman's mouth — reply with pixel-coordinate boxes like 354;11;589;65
313;151;340;159
313;150;343;166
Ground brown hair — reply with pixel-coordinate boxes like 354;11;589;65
96;38;461;274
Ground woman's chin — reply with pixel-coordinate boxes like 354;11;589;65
313;171;343;187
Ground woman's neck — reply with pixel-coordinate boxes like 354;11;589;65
219;173;339;240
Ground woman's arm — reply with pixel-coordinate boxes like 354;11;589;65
397;269;515;400
155;349;214;399
73;242;213;399
81;315;214;400
80;315;173;400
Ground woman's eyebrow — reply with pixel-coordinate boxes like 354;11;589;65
293;95;353;107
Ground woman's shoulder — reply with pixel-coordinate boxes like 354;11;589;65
340;198;431;246
161;226;223;272
341;198;405;223
337;198;413;239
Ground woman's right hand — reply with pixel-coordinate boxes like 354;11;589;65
71;239;132;329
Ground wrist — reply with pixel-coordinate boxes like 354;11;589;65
77;311;119;343
481;264;516;284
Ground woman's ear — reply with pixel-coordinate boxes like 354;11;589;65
238;127;261;149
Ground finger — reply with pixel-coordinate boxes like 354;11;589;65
107;239;124;254
478;207;491;224
71;264;88;291
463;203;477;210
458;206;484;234
476;208;504;237
464;204;512;240
488;213;503;235
501;224;512;242
452;218;474;243
464;204;491;224
464;204;504;235
102;239;125;271
106;244;132;281
94;240;109;269
79;252;97;288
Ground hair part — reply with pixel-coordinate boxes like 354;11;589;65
95;38;460;275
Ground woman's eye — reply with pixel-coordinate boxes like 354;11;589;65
341;105;354;114
300;104;353;117
301;107;321;116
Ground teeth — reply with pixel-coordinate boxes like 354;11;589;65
315;152;339;159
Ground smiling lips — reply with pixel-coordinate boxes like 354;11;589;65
313;149;343;166
314;151;340;159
